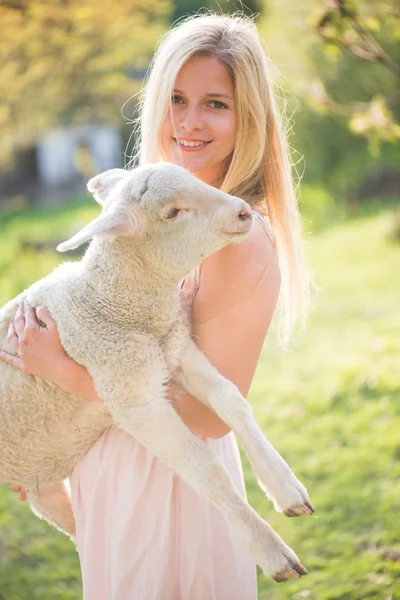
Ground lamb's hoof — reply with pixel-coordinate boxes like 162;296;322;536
273;562;308;582
284;500;315;517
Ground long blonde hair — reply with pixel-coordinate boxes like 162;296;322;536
132;13;313;346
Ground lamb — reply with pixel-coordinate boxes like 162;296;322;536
0;162;314;582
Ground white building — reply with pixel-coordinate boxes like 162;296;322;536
37;124;123;186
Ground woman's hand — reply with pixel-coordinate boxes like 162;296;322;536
2;304;101;502
8;485;27;502
1;304;66;377
0;304;100;401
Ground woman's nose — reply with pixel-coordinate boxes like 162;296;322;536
179;106;204;133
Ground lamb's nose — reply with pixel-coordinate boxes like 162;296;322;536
238;206;252;222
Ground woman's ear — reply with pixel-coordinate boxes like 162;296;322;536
87;169;127;205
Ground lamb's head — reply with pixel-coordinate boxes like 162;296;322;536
57;163;253;281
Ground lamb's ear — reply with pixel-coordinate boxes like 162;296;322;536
56;210;140;252
87;169;127;205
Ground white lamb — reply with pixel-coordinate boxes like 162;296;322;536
0;162;314;582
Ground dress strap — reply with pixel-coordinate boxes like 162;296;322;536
194;263;202;290
252;211;275;246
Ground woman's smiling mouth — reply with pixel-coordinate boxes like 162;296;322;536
174;137;211;151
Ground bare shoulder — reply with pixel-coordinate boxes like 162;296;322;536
197;212;280;307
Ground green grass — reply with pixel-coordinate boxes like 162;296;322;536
0;197;399;599
0;197;98;306
252;208;400;599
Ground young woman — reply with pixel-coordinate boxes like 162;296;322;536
2;13;311;600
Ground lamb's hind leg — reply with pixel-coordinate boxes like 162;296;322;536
173;338;314;518
28;481;76;541
108;387;306;582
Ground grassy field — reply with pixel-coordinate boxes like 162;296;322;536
0;198;399;599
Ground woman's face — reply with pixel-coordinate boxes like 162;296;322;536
160;55;237;186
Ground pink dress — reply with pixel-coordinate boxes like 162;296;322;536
70;214;278;600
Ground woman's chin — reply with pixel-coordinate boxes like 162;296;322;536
174;162;216;182
163;150;224;184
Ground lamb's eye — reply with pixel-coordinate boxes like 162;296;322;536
165;207;180;219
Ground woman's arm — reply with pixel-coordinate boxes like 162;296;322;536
167;216;281;438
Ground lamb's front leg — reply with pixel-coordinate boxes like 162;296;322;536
173;338;314;518
99;376;306;582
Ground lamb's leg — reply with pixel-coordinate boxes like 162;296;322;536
28;481;76;541
173;338;314;517
107;386;306;582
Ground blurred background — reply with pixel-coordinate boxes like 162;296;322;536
0;0;399;598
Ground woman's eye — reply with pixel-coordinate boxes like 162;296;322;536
171;95;183;104
165;207;181;219
210;100;227;109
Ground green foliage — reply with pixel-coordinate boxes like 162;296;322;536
307;0;400;143
0;195;399;597
171;0;211;21
0;198;99;306
170;0;263;21
299;183;342;233
0;0;171;167
259;0;400;197
0;489;81;600
291;105;400;197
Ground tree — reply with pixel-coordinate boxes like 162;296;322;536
171;0;263;25
312;0;400;145
0;0;171;167
260;0;399;146
258;0;400;196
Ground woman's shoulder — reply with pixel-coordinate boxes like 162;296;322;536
205;209;276;271
195;209;280;308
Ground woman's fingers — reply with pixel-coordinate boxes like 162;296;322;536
2;306;28;370
1;301;75;385
25;304;41;332
8;485;28;502
7;321;19;351
0;350;24;370
2;320;24;368
22;304;56;332
1;302;66;381
13;304;26;339
36;306;57;330
9;484;21;493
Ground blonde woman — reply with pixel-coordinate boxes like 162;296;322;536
3;13;311;600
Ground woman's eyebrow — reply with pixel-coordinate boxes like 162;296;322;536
173;88;233;101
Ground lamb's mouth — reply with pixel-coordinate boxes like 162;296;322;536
222;229;250;239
